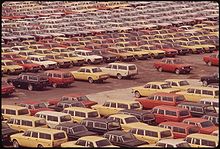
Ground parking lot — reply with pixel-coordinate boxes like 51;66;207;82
2;53;218;105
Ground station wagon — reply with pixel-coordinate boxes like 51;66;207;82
2;105;30;120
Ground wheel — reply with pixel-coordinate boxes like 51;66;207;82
38;144;43;148
208;61;212;66
175;69;180;75
117;73;123;80
87;59;92;65
158;67;163;72
88;77;94;83
203;81;208;86
28;84;33;91
13;140;19;148
135;91;141;98
52;83;57;88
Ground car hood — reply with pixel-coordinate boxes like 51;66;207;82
201;126;218;133
2;128;19;135
148;50;165;54
22;63;40;67
163;48;177;52
176;64;192;68
2;84;14;89
82;100;98;107
123;139;149;147
74;131;97;138
86;55;103;59
43;61;57;65
4;65;23;69
162;88;181;93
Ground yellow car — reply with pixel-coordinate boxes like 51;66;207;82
70;67;109;83
107;114;145;132
132;82;180;98
61;136;116;147
27;44;45;51
34;48;54;56
165;79;192;91
10;127;68;147
185;133;218;147
18;50;36;59
176;86;218;102
92;100;142;117
193;40;216;52
139;45;165;58
60;52;85;66
176;40;203;54
124;46;151;60
45;54;72;68
2;47;14;54
2;60;23;74
108;47;135;61
54;37;70;43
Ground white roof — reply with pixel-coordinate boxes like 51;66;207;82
200;98;219;102
157;139;187;145
35;111;71;116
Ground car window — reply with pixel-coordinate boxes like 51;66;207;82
103;102;110;107
144;84;151;88
39;133;51;140
202;90;213;96
76;140;86;146
32;132;38;138
162;97;174;102
192;138;200;145
87;121;93;127
118;65;127;70
195;89;201;94
75;111;86;117
86;69;91;73
22;120;32;126
94;122;106;129
201;140;216;147
110;102;116;108
47;116;58;122
18;109;29;115
159;109;164;114
118;103;128;109
54;132;66;140
171;82;178;86
160;130;172;138
23;131;31;137
165;110;177;116
78;68;85;72
187;88;195;93
6;109;16;115
145;130;158;137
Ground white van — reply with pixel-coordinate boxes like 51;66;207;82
100;63;138;79
35;111;72;128
200;98;219;113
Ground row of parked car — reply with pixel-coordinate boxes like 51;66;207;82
2;89;219;147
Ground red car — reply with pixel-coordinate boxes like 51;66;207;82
203;52;219;66
44;70;74;88
155;44;178;57
136;92;185;109
2;53;24;61
14;59;41;72
60;94;98;108
152;105;191;124
154;58;192;74
18;101;54;116
159;121;200;139
2;81;15;96
183;118;218;134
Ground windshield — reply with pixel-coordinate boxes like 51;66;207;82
63;73;72;78
129;65;136;70
200;121;214;128
92;68;102;73
130;103;140;109
72;126;87;133
39;57;48;61
34;103;47;109
60;115;72;122
88;111;99;118
122;133;135;142
161;84;172;89
179;110;190;116
18;109;29;115
188;127;199;134
54;132;66;140
160;130;172;138
108;122;121;130
175;95;186;102
179;81;190;86
96;139;112;147
55;55;64;59
86;52;93;56
22;60;33;64
173;59;184;64
35;119;47;127
76;96;89;101
176;142;191;147
124;117;139;123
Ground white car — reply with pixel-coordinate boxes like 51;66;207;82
28;55;57;70
100;63;138;79
200;98;219;113
156;139;191;147
74;50;103;64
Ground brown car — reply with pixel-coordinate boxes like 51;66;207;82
45;54;72;68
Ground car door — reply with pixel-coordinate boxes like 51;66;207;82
74;68;86;80
19;131;32;147
102;64;112;75
84;69;91;80
140;84;151;96
111;65;118;76
30;131;39;147
193;89;203;101
98;102;111;116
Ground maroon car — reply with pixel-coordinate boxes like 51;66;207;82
154;58;192;74
14;59;42;72
60;94;98;108
203;52;219;66
2;81;15;96
17;101;54;116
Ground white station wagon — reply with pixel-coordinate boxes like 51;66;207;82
74;50;103;64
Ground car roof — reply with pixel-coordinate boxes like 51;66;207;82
20;73;47;77
188;86;219;91
63;93;83;97
151;92;183;97
28;127;65;134
183;118;209;123
200;98;218;102
119;109;151;115
2;105;28;110
79;66;100;69
35;111;71;116
56;122;82;128
179;102;212;107
105;130;130;136
79;136;106;141
109;114;136;119
64;107;96;112
108;62;136;66
157;139;187;145
19;101;45;105
187;133;218;141
45;70;71;74
165;79;189;82
153;105;187;111
2;59;13;62
82;117;116;123
129;123;170;132
10;115;44;121
106;100;139;104
159;122;196;129
146;82;169;85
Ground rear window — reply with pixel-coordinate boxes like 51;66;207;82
130;103;140;109
60;115;72;122
200;121;214;128
129;65;136;70
118;65;127;70
35;119;47;127
18;109;29;115
96;139;111;147
124;117;139;124
63;73;72;78
88;111;99;118
108;121;121;130
175;95;185;102
188;127;199;134
160;130;172;138
179;110;190;117
54;132;66;140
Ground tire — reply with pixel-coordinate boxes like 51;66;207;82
28;84;33;91
203;81;208;86
175;69;180;75
158;67;163;72
52;83;57;88
117;73;123;80
88;77;94;83
135;91;141;98
38;144;43;148
13;140;19;148
208;61;212;66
